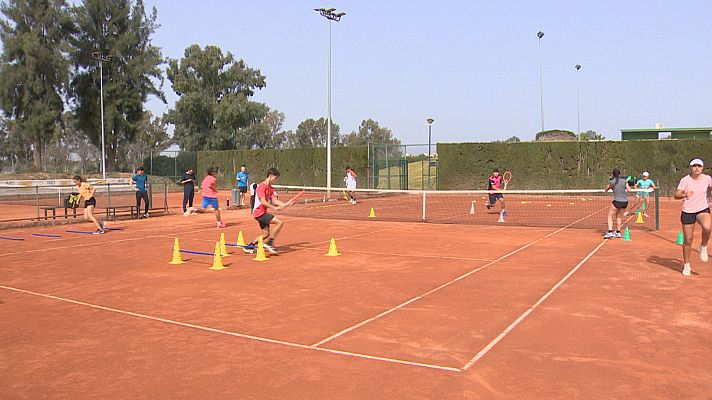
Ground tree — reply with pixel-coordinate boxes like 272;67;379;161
577;130;605;141
284;117;341;148
70;0;164;172
165;44;268;151
504;136;521;143
61;112;98;174
0;116;32;171
342;119;400;146
535;129;576;141
242;109;287;149
120;111;168;171
0;0;73;171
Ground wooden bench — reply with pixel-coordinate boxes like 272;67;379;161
105;205;138;221
41;206;78;220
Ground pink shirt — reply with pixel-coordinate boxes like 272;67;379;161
677;174;712;213
201;174;218;198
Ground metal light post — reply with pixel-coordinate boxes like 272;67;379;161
426;118;434;190
537;31;545;133
314;8;346;195
575;64;582;136
92;52;111;180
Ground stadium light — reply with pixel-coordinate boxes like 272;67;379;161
575;64;582;136
314;8;346;194
427;118;435;190
537;31;545;133
92;52;111;180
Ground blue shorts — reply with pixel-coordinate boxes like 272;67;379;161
202;197;219;209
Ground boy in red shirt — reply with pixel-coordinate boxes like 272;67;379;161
184;167;225;228
243;168;285;254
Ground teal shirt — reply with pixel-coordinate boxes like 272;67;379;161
636;179;654;190
132;174;148;192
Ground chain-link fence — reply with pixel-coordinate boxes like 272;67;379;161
368;143;438;190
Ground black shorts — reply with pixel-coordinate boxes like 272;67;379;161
612;200;628;209
255;213;274;229
238;186;247;193
681;208;710;225
84;197;96;207
488;193;504;204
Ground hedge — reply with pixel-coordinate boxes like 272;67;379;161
197;146;369;188
437;140;712;195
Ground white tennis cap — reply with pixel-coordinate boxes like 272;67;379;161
642;171;650;176
690;158;704;167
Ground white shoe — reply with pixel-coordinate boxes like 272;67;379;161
682;263;691;277
603;232;615;239
699;245;708;262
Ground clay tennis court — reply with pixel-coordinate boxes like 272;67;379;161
1;196;711;399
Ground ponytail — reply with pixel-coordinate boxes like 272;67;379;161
612;168;621;185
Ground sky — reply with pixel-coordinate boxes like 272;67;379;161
145;0;712;145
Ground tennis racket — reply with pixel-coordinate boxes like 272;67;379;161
283;190;305;207
503;170;512;189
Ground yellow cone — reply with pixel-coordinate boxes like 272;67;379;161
168;238;185;265
219;232;230;257
368;207;376;218
237;230;245;246
209;241;227;270
636;211;644;224
253;235;269;262
325;237;341;256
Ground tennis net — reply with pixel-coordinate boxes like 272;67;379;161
273;185;659;230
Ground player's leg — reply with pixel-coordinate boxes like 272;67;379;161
696;211;711;262
681;213;696;276
605;203;617;238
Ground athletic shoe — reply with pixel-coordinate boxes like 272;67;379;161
643;213;650;218
99;221;106;231
263;243;279;254
242;246;255;254
682;263;691;277
217;222;226;228
614;231;622;238
143;213;150;218
623;211;629;217
699;245;708;262
603;231;615;239
93;229;105;235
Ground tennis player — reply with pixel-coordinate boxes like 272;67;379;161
236;164;249;208
674;158;712;277
243;167;285;255
72;175;105;234
634;171;657;217
184;167;225;228
344;166;357;204
604;168;628;239
486;168;506;213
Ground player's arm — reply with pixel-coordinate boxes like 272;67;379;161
130;176;137;191
674;185;690;199
604;182;613;192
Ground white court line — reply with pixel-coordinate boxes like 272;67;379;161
310;207;608;348
0;285;460;373
461;239;608;370
0;234;172;258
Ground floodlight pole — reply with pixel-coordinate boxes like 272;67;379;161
314;8;345;195
92;52;111;180
575;64;582;136
537;31;545;133
426;118;434;190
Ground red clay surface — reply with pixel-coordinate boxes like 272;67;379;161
0;195;710;399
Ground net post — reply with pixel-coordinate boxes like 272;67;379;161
35;185;40;221
654;188;659;231
107;182;112;209
164;181;168;212
421;190;426;221
148;178;153;210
